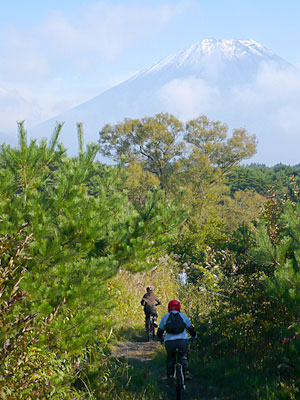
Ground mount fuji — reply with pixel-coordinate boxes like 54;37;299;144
30;39;300;165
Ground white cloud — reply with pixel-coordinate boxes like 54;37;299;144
17;1;192;65
232;62;300;105
0;86;43;133
156;77;221;120
0;1;193;129
157;62;300;138
230;62;300;139
276;104;300;135
154;61;300;165
1;29;50;82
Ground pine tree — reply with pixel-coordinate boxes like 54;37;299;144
250;183;300;338
0;226;76;400
0;123;186;353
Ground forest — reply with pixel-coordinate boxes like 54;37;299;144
1;114;300;399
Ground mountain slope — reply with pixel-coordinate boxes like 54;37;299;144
30;39;300;165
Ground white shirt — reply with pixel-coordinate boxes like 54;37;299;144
177;272;188;286
159;311;192;341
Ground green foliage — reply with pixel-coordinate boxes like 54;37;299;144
220;190;265;234
0;226;79;400
110;255;178;338
0;123;186;352
121;161;160;202
6;115;300;398
99;113;185;188
100;113;257;189
181;179;300;399
78;258;178;399
78;349;163;400
100;113;259;268
113;188;188;272
228;163;300;196
184;115;257;172
253;189;300;331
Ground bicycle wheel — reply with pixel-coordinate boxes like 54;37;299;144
175;364;183;400
147;316;154;341
151;318;155;338
146;317;151;341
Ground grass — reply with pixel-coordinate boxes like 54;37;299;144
83;256;300;399
110;255;179;340
78;256;181;399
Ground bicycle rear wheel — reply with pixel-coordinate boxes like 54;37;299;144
176;385;182;400
151;319;155;338
146;316;154;341
176;364;183;400
145;317;150;341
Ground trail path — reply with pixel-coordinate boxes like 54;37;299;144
114;333;208;400
114;336;160;363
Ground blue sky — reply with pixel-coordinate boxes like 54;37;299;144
1;0;300;133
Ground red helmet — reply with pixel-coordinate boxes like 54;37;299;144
168;299;181;312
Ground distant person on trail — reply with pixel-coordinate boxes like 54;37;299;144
177;268;188;287
157;299;197;385
141;286;161;328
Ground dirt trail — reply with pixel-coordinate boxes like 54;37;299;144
114;337;160;362
113;333;206;400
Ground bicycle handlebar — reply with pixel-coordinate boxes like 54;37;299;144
157;336;197;345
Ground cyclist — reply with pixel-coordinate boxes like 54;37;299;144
157;299;197;384
141;285;161;328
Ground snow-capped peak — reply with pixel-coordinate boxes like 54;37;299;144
192;39;273;58
139;39;278;76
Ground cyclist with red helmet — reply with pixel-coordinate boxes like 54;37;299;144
141;286;161;328
157;299;197;384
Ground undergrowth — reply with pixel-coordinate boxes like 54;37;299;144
110;254;179;340
78;255;181;399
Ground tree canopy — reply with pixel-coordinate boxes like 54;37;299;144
99;113;257;189
0;122;187;354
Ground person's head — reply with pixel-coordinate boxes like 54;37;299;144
181;268;185;273
146;285;154;293
168;299;181;312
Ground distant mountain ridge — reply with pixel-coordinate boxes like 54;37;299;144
139;39;289;74
129;39;293;91
30;39;300;165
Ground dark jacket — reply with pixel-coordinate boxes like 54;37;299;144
141;292;161;314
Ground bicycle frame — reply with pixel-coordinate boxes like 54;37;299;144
146;314;155;341
173;347;185;399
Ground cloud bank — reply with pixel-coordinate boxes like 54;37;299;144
156;61;300;164
0;1;192;134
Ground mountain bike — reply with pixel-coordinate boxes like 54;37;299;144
173;346;186;400
145;303;160;341
146;314;156;341
168;338;197;400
